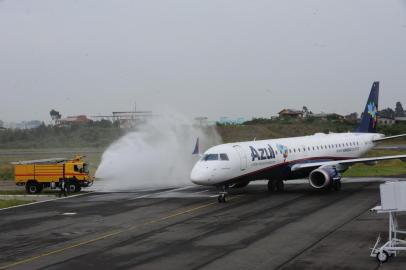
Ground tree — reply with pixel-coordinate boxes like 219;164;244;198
0;120;4;128
302;106;308;113
395;102;405;117
49;109;62;124
379;108;395;119
302;106;312;117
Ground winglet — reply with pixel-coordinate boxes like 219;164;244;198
192;137;200;155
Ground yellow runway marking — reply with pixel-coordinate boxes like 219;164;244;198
0;196;241;269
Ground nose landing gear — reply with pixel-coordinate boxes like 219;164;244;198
217;184;229;203
218;193;226;203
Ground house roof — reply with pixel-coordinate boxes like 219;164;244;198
278;109;303;115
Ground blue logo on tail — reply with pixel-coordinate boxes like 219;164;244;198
367;102;378;128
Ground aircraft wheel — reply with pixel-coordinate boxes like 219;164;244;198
218;194;226;203
333;181;342;191
267;180;276;192
376;250;389;264
276;180;284;192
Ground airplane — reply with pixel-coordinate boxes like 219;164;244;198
190;82;406;203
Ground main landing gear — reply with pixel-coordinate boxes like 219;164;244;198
217;184;229;203
332;180;342;191
267;180;284;193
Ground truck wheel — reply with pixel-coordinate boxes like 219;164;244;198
26;181;40;194
67;181;80;193
36;184;43;194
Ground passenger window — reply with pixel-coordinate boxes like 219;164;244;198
220;154;229;161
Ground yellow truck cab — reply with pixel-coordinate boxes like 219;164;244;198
12;156;93;194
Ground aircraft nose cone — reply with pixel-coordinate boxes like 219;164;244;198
190;166;210;185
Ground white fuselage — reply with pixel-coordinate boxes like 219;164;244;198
190;132;384;186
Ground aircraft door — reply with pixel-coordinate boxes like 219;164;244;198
233;145;248;171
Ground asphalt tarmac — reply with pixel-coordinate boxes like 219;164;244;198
1;179;405;270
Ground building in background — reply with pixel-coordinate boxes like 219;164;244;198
378;117;395;126
91;110;154;129
278;109;304;119
59;115;91;126
312;113;344;121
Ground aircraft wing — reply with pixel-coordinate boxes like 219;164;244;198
290;155;406;172
373;134;406;142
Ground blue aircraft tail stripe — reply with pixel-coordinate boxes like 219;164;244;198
355;81;379;133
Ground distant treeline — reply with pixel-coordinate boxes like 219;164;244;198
1;118;406;149
243;117;406;136
0;120;125;149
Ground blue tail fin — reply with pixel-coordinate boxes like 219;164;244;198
192;137;200;155
355;81;379;133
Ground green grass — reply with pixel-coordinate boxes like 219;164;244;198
344;149;406;177
0;190;26;195
0;199;31;209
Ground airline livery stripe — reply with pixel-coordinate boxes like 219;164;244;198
228;155;353;182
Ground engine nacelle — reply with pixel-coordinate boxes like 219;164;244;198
401;158;406;163
309;167;341;189
231;181;250;189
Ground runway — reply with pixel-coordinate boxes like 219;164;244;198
1;179;405;270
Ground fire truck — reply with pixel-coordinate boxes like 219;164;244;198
12;156;93;194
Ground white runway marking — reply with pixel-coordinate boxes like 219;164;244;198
0;192;94;211
61;212;77;216
130;186;196;200
192;190;209;194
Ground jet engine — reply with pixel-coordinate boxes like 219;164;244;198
309;166;341;189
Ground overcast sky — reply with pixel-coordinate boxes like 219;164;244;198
1;0;406;122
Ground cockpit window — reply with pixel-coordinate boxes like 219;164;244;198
220;153;229;161
202;154;219;161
